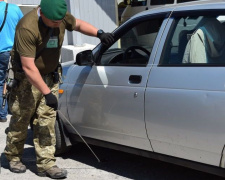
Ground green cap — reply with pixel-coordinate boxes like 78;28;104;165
40;0;67;20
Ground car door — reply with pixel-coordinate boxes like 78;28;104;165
145;8;225;166
66;12;169;151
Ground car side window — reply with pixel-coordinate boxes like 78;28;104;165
160;14;225;66
151;0;174;5
99;18;164;66
131;0;147;6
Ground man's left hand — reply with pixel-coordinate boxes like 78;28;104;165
98;31;114;47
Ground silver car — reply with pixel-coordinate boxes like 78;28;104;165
57;0;225;177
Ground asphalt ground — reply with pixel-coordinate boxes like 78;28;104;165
0;115;224;180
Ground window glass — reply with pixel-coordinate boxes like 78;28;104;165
131;0;147;7
150;0;174;5
160;14;225;65
99;18;163;66
150;0;201;5
177;0;198;3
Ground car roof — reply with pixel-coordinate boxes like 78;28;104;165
130;0;225;19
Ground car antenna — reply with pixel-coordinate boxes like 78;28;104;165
57;110;101;163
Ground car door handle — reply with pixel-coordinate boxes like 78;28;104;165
129;75;142;84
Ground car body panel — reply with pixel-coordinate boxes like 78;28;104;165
65;65;153;150
58;0;225;172
61;9;171;151
144;2;225;166
145;84;225;165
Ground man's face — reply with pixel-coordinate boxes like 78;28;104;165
40;10;62;28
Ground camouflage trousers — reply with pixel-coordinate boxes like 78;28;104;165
4;72;59;172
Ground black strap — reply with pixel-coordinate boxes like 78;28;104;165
35;28;53;59
0;3;8;32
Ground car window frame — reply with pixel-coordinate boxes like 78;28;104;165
92;12;171;67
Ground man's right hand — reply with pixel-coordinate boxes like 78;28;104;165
44;92;58;110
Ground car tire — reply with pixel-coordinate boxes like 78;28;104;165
55;118;71;156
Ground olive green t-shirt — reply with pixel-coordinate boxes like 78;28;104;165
11;7;76;74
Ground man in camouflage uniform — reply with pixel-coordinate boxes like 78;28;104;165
4;0;114;179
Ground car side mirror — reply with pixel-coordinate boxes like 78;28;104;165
76;50;94;66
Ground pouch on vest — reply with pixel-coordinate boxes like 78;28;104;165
2;56;19;109
52;64;63;84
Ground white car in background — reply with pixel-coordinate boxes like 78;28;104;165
120;0;205;23
57;0;225;177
